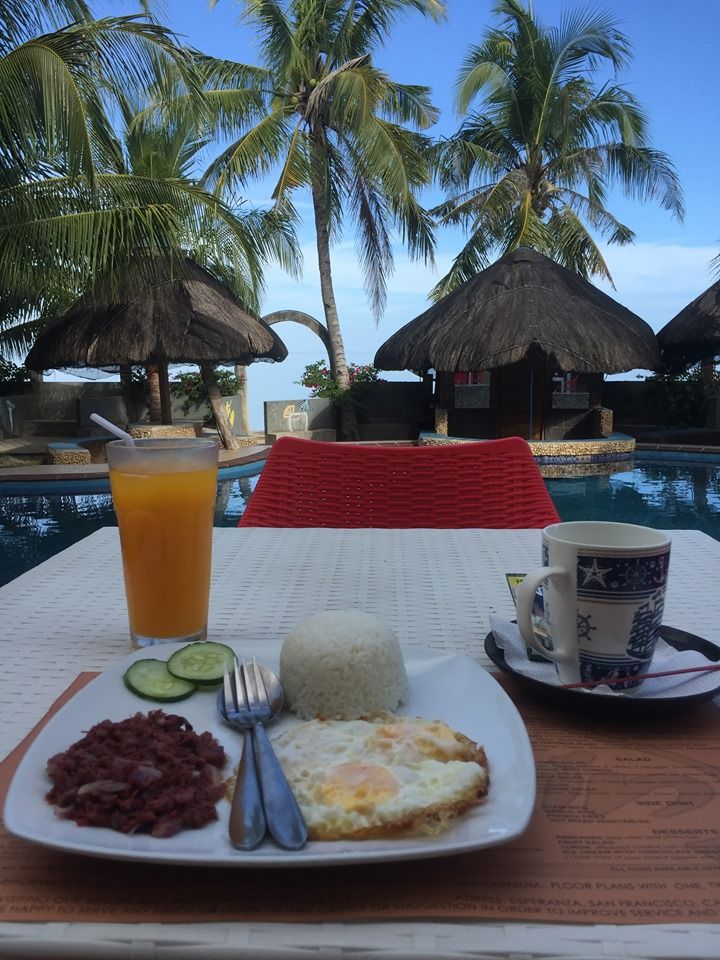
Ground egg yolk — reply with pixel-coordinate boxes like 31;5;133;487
321;763;401;811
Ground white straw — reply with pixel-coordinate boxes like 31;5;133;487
90;412;135;444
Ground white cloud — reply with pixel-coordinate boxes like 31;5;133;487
595;243;716;331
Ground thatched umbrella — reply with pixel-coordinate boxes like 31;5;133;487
657;279;720;370
26;258;287;447
374;246;659;373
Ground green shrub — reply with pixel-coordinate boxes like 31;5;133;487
642;366;718;427
171;370;244;416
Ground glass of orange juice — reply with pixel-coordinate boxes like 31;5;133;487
106;438;219;648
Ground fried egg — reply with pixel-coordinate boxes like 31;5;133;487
272;715;489;840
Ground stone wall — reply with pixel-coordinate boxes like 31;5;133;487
264;397;336;441
602;379;715;431
355;381;432;440
31;382;129;420
0;382;247;438
0;394;34;437
265;381;432;442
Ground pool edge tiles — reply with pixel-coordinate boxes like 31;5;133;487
636;449;720;465
419;431;636;461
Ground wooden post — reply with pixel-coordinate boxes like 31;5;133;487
434;407;449;435
146;365;162;424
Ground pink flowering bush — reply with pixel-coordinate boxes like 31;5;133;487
298;361;380;403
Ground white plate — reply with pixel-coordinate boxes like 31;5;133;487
4;644;536;867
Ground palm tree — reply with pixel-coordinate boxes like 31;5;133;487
0;4;299;447
111;63;299;444
0;1;217;351
121;60;298;313
431;0;684;299
204;0;445;434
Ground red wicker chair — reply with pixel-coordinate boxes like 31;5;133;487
239;436;560;528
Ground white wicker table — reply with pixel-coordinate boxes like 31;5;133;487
1;527;719;960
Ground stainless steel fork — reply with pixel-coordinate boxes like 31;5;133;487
218;665;266;850
240;659;307;851
219;660;307;851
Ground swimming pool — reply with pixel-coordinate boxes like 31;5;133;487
0;465;262;587
545;456;720;539
1;456;719;587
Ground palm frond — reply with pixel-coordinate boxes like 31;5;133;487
238;0;295;74
378;81;438;129
552;185;634;244
0;0;92;53
602;144;684;218
350;174;393;319
203;109;294;193
431;169;526;229
0;35;96;179
345;116;432;201
391;191;436;264
545;205;614;283
271;119;309;199
550;6;631;75
305;57;373;131
428;229;492;301
345;0;446;55
455;55;513;116
193;53;271;92
83;16;199;97
434;118;519;189
0;174;258;311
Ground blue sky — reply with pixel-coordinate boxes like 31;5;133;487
86;0;720;429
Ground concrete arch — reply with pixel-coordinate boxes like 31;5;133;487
262;310;331;355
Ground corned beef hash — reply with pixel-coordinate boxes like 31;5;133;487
45;710;227;838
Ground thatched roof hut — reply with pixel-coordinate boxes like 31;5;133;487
26;258;287;371
374;246;659;374
657;279;720;370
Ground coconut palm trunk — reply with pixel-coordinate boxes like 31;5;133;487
146;365;162;423
158;364;173;424
200;362;240;449
203;1;442;444
233;365;251;435
310;135;357;439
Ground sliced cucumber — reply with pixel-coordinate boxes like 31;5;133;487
124;659;197;702
167;641;236;685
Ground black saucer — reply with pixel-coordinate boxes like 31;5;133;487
484;625;720;716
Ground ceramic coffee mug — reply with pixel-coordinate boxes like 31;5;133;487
516;521;671;688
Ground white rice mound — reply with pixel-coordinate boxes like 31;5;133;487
279;610;408;720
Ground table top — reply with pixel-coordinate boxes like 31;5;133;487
2;526;720;959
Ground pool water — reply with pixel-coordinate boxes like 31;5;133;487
545;460;720;539
1;458;719;588
0;472;261;588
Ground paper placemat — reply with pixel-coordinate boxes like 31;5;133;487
1;675;719;925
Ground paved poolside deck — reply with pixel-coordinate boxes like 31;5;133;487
0;442;270;483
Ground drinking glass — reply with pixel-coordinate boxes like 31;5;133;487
106;438;219;647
